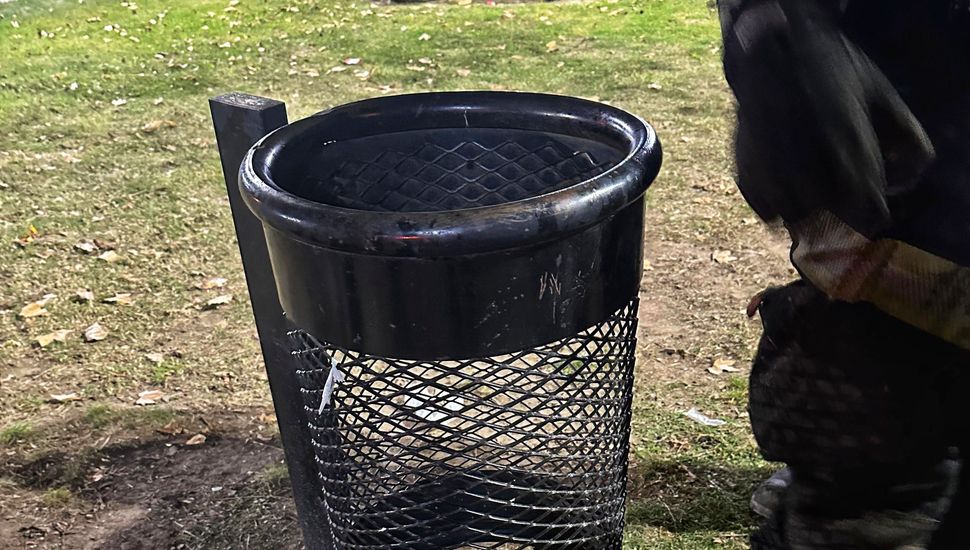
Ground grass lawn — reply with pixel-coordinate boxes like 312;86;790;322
0;0;793;547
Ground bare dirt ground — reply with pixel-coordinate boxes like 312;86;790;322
0;225;794;550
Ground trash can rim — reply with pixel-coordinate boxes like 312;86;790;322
239;91;661;257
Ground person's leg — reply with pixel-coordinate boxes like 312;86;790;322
747;280;961;548
929;363;970;549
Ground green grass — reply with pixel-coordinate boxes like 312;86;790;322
83;403;114;428
0;0;766;547
259;462;291;490
149;358;186;384
42;487;74;507
0;422;36;445
82;403;178;430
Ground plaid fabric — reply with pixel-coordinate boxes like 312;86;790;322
790;210;970;351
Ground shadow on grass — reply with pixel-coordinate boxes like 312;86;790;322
626;456;774;533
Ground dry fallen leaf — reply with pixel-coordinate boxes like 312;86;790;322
711;250;737;264
329;65;348;73
103;293;134;306
141;119;176;133
98;250;122;263
205;294;233;309
417;57;433;65
135;389;164;405
145;352;165;364
545;40;559;52
75;290;95;303
648;82;663;90
15;223;39;247
36;329;71;347
708;358;741;375
185;434;206;446
49;392;81;403
456;68;472;77
195;277;227;290
74;241;98;254
19;301;50;319
83;322;108;342
157;420;183;435
353;69;370;79
418;32;431;41
342;57;361;65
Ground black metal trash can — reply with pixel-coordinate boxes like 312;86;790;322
237;92;661;549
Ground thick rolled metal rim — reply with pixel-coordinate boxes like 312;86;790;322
239;91;661;257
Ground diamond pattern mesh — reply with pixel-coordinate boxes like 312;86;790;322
288;299;639;549
317;133;617;212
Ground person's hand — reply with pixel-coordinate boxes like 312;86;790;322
722;0;935;237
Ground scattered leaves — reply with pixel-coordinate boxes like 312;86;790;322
103;293;134;306
141;119;176;133
204;294;233;309
456;68;472;77
185;434;207;446
83;323;108;342
19;301;50;319
15;224;39;247
74;241;98;254
329;65;348;73
157;421;183;435
49;392;81;403
707;358;740;375
711;250;737;264
36;329;71;348
195;277;227;290
75;290;95;303
135;389;164;406
98;250;123;263
545;40;559;52
145;352;165;364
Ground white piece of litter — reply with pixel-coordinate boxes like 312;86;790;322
684;407;726;427
318;362;345;413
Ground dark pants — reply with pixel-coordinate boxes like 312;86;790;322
748;281;970;549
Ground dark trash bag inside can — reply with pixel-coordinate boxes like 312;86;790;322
239;92;662;549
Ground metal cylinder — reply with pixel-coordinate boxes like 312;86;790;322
239;92;661;549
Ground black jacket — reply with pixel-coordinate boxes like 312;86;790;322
719;0;970;265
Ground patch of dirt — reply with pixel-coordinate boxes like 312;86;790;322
0;435;299;550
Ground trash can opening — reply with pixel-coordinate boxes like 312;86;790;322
254;92;646;213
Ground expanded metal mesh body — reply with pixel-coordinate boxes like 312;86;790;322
288;299;639;549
